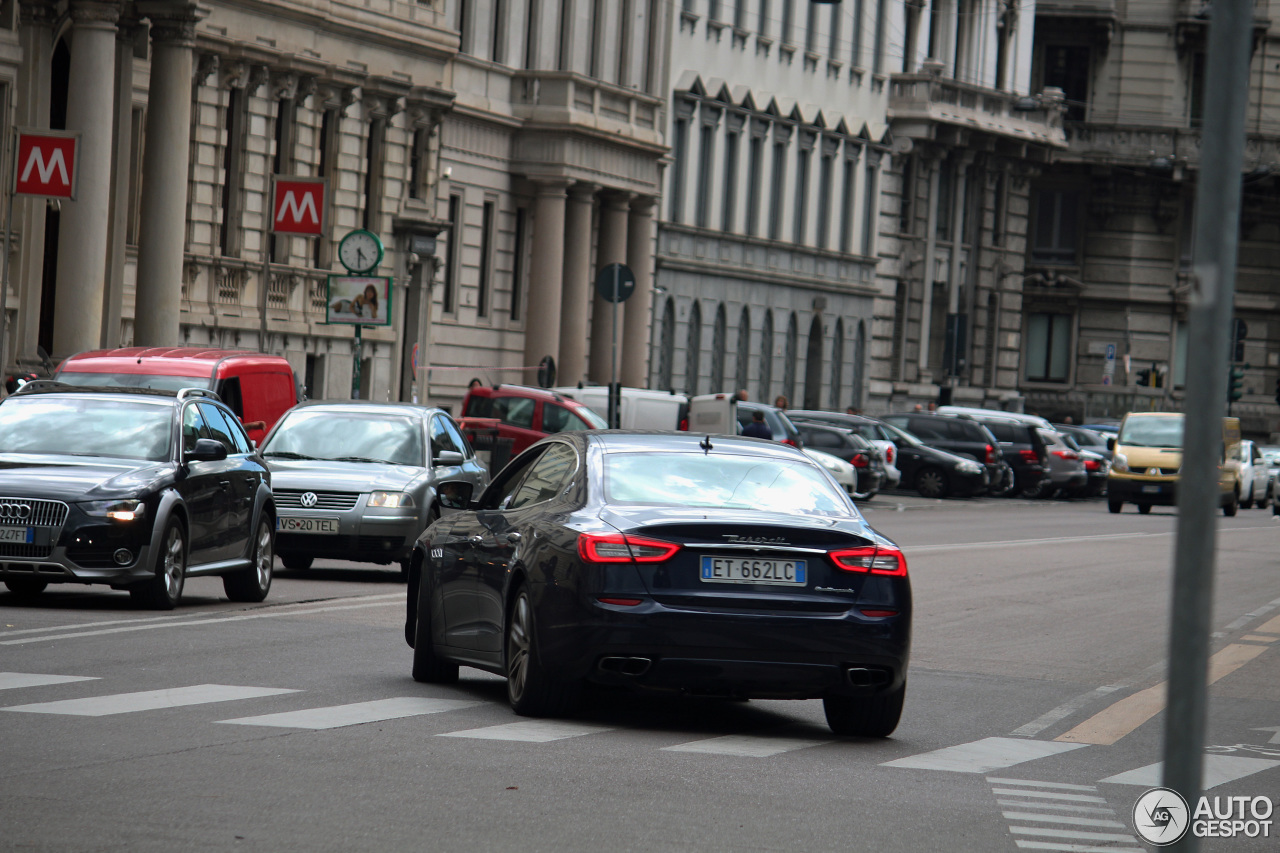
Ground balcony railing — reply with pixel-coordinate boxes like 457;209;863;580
889;72;1067;148
511;70;664;135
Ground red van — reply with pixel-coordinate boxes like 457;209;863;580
55;347;299;445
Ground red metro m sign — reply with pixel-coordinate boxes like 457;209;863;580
13;129;79;200
271;176;327;236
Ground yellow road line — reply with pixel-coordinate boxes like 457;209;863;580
1055;643;1269;746
1241;634;1277;644
1253;614;1280;635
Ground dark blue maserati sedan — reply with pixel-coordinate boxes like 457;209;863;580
404;431;911;736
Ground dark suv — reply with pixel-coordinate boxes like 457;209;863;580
881;413;1006;492
0;384;275;608
965;419;1048;497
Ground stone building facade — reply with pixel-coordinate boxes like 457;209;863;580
1023;0;1280;436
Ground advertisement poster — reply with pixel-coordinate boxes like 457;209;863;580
326;276;391;326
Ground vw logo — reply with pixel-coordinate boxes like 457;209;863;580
300;492;318;508
0;502;31;520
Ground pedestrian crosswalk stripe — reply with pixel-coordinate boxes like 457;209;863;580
0;672;98;691
1014;842;1145;852
438;720;612;742
1000;812;1126;829
1098;754;1280;789
992;788;1108;804
662;734;831;758
2;684;299;716
882;737;1087;773
217;697;483;729
995;800;1116;815
986;777;1100;792
1009;826;1147;843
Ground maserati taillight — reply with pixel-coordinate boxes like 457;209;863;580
578;532;680;563
828;545;908;577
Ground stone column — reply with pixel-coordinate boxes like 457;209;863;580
13;0;56;364
103;14;143;348
53;0;120;357
522;180;569;374
589;192;630;385
133;2;200;347
621;197;656;388
557;183;595;387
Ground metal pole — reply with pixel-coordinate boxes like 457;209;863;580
610;264;619;428
351;324;362;399
1162;0;1253;848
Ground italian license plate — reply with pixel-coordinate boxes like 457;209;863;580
1141;485;1162;494
700;556;806;586
277;516;339;534
0;526;33;543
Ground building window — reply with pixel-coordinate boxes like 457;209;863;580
270;97;297;263
588;0;604;77
1031;189;1080;265
658;298;676;390
493;0;509;64
872;0;886;74
736;306;751;394
696;120;716;228
862;154;879;255
711;303;727;391
313;107;337;268
511;207;527;321
1042;45;1090;122
816;147;834;249
721;124;741;231
759;309;774;399
840;153;857;253
525;0;541;67
898;154;914;235
781;0;794;45
805;1;818;53
782;312;798;404
558;0;574;71
745;128;765;236
219;87;246;258
1025;312;1072;382
617;0;633;85
686;300;703;395
793;141;811;244
408;128;427;201
362;116;386;233
935;159;953;241
1189;51;1206;127
128;107;144;246
670;113;690;224
852;320;866;408
830;318;844;409
443;194;462;313
992;171;1007;247
478;199;495;318
828;3;842;59
769;139;787;240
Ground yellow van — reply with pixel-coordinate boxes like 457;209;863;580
1107;412;1241;515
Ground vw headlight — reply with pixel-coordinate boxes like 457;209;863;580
81;499;146;522
369;491;414;508
1112;454;1128;473
957;460;983;475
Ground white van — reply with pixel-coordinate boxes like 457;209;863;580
553;386;688;430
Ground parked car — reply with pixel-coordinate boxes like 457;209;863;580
0;384;275;608
872;418;990;498
787;409;901;489
1056;424;1115;464
459;384;610;456
794;423;886;500
803;448;863;500
260;401;489;577
554;385;687;429
1074;445;1110;498
404;431;911;736
1232;439;1271;509
1023;428;1089;498
880;413;1006;492
733;401;803;446
55;347;300;447
1261;447;1280;513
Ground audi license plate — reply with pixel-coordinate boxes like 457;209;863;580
700;556;806;586
0;526;33;544
277;516;339;534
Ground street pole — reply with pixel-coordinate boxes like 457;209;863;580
610;263;619;429
1162;0;1253;847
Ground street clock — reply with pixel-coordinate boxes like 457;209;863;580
338;229;384;274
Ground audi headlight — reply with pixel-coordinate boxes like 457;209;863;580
368;491;414;508
1112;454;1128;473
957;460;983;474
81;499;146;522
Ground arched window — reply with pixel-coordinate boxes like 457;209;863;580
759;310;774;400
658;297;676;391
782;312;798;405
830;318;845;409
804;315;824;410
685;300;703;395
711;303;727;392
735;306;751;397
851;319;866;409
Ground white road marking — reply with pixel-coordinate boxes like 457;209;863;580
881;737;1087;773
2;684;298;716
1009;826;1144;843
906;526;1276;554
438;720;612;742
1000;812;1126;829
992;789;1108;804
1098;754;1280;788
986;777;1101;792
0;672;98;690
1014;843;1145;852
995;800;1116;815
662;734;831;758
0;595;404;645
218;697;482;729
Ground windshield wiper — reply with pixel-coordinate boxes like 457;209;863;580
264;451;317;460
329;455;388;464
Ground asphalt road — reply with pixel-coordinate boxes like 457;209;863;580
2;495;1278;852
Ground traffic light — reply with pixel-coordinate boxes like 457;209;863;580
1228;364;1246;402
